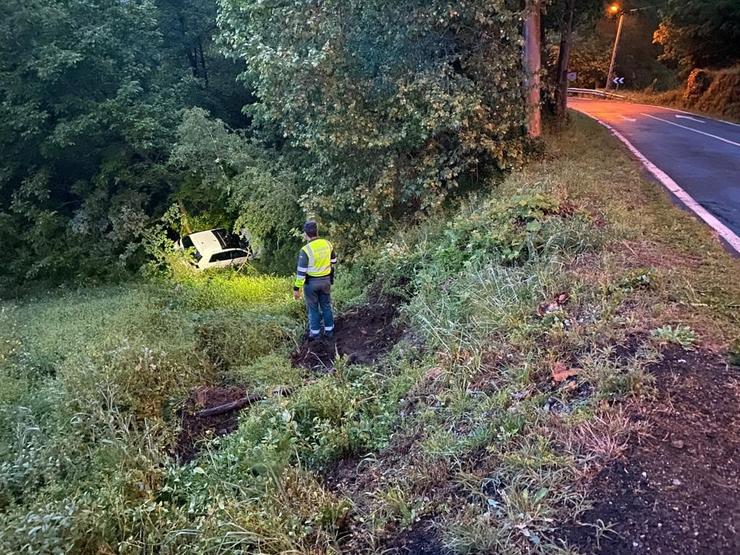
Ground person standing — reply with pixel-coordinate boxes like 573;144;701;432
293;221;337;339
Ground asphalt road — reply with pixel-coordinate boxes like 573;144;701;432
569;97;740;245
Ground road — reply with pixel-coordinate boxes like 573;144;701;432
569;97;740;250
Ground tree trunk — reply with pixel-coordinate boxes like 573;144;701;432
555;0;576;124
198;39;209;88
523;0;542;138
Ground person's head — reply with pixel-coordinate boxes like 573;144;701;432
303;221;319;240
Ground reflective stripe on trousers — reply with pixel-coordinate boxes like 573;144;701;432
304;277;334;337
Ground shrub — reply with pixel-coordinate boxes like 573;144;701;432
219;0;527;245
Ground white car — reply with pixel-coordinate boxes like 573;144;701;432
177;228;253;270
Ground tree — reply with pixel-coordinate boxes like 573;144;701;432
0;0;248;286
654;0;740;73
543;0;604;121
0;0;178;282
217;0;528;243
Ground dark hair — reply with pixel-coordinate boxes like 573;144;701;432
303;221;319;238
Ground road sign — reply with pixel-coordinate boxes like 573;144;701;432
567;71;577;82
612;76;625;85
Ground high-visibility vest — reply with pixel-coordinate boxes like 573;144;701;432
303;238;333;277
295;238;335;288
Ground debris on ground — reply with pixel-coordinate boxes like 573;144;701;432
537;291;571;316
551;360;580;383
174;386;289;462
174;386;246;462
561;345;740;554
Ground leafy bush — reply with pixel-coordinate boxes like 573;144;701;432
171;108;304;269
219;0;527;244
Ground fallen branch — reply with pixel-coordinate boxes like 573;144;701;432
195;387;292;418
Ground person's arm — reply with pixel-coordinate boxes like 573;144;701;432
294;249;308;298
330;246;337;284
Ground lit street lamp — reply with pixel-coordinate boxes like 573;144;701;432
605;4;625;90
604;3;657;90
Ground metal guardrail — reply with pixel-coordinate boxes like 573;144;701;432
567;87;625;100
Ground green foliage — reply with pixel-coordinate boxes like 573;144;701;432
614;268;657;293
171;107;304;269
0;0;247;287
654;0;740;74
3;117;737;554
651;325;697;349
218;0;528;244
195;310;294;372
0;275;309;553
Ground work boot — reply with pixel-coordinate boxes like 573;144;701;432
308;333;321;342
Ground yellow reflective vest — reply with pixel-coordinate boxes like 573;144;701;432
294;238;337;289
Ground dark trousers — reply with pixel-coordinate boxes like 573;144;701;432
304;277;334;336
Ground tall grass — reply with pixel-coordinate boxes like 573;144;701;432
1;116;737;554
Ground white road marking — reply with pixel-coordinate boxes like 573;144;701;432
675;115;704;124
571;106;740;254
571;98;740;129
641;103;740;129
619;115;637;122
641;113;740;148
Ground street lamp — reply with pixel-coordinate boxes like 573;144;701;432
605;4;625;90
604;4;658;90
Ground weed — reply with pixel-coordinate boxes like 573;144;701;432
371;485;422;529
651;325;697;349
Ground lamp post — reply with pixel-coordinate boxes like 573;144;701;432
604;4;658;90
605;4;624;90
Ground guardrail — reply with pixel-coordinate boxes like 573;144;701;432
567;87;625;100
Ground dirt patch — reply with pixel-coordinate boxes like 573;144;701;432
174;386;247;462
292;296;404;370
561;346;740;554
383;518;448;555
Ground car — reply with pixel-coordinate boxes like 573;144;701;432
177;228;253;270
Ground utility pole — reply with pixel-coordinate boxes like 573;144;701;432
523;0;542;137
604;4;658;89
605;10;624;90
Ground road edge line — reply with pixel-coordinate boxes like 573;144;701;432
590;117;740;254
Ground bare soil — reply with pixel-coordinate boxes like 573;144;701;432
384;519;446;554
174;386;247;462
291;295;404;370
325;425;456;553
561;345;740;554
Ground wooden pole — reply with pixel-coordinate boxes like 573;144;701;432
605;13;625;91
523;0;542;138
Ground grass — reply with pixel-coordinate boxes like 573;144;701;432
1;115;738;554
